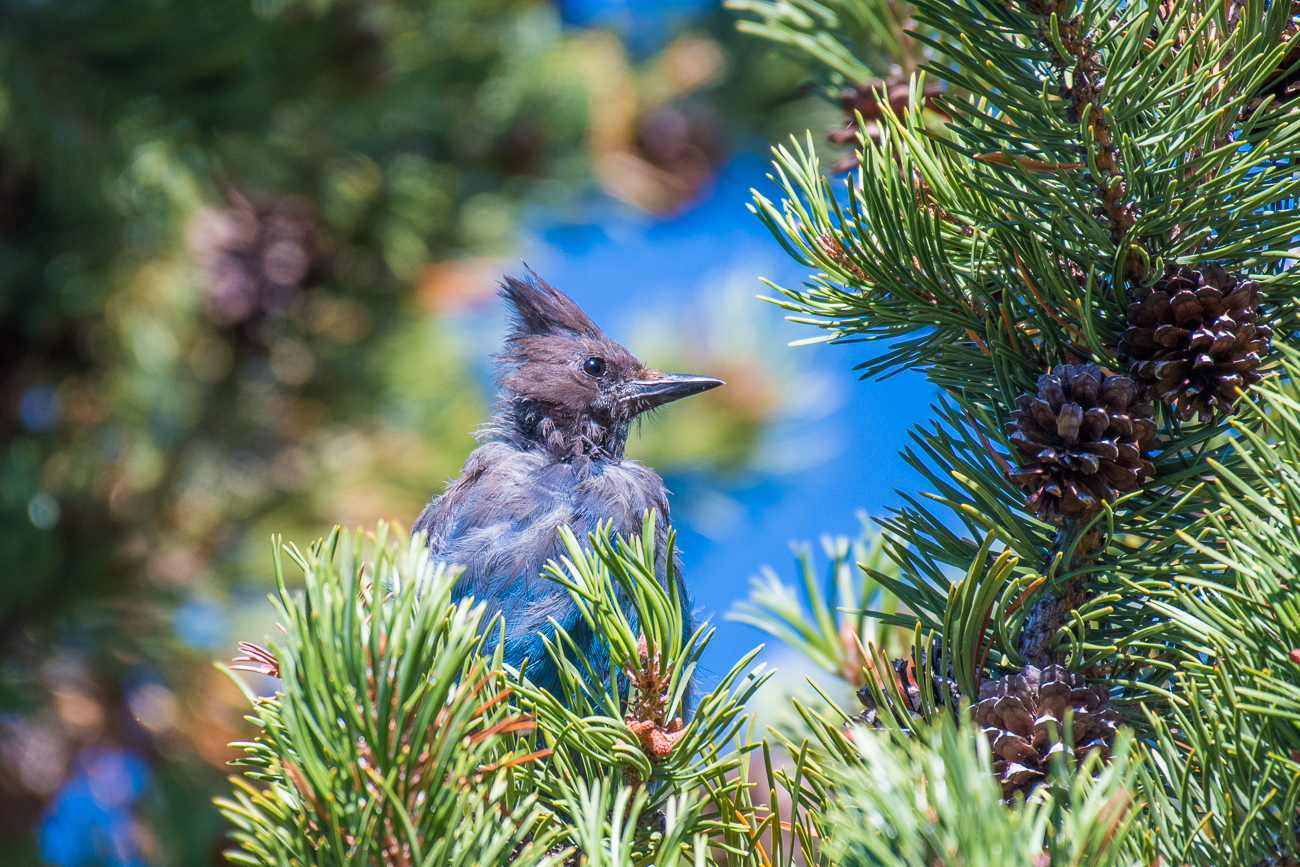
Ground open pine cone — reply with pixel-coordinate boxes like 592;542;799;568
853;658;1118;801
1005;364;1157;523
976;664;1119;800
1120;264;1271;423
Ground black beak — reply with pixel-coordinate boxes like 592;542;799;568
623;373;724;408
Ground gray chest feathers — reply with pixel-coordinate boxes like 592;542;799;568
413;442;678;634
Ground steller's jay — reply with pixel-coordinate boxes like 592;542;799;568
413;271;722;694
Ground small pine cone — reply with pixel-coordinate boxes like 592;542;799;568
829;79;946;152
1006;364;1157;523
189;191;327;327
1120;264;1271;422
855;657;961;727
975;664;1120;800
1248;13;1300;120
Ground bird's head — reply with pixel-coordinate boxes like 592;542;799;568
488;272;723;459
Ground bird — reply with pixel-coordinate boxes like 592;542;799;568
412;271;723;695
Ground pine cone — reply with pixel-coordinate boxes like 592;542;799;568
976;664;1119;800
854;657;961;727
829;79;946;171
1120;264;1271;422
1005;364;1157;523
189;191;326;327
853;658;1119;801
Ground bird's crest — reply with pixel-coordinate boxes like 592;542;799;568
500;271;602;340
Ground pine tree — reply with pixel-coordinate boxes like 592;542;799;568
216;0;1300;863
221;515;774;866
732;0;1300;861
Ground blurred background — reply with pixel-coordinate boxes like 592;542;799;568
0;0;932;862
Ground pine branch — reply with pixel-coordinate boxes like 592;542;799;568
740;0;1300;857
725;0;929;87
726;518;908;688
510;511;775;864
1133;351;1300;864
218;523;562;867
825;714;1142;865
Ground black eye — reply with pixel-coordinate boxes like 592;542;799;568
583;357;607;377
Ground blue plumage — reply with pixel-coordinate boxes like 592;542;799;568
412;272;721;694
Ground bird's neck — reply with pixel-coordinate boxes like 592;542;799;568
486;397;630;461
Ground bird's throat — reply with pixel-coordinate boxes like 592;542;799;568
490;398;630;461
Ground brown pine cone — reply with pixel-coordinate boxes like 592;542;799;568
1005;364;1157;523
1120;264;1271;423
975;664;1119;800
189;191;327;327
829;79;946;171
854;657;961;727
852;658;1119;801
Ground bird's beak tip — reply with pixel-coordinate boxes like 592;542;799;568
624;373;724;407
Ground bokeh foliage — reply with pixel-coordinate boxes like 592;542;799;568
0;0;815;861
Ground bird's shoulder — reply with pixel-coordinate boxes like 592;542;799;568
457;441;551;485
413;445;669;550
419;443;555;522
452;443;667;502
575;457;668;506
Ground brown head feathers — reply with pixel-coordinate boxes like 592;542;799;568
483;271;723;462
500;273;602;340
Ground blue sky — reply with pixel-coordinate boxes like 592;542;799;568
559;0;718;53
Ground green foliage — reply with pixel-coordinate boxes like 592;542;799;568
727;518;905;688
224;515;779;866
726;0;1300;863
218;524;561;866
739;0;1300;698
556;779;708;867
215;522;561;867
725;0;920;87
1127;350;1300;865
828;716;1142;867
753;7;1300;360
510;512;776;864
741;2;1300;664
